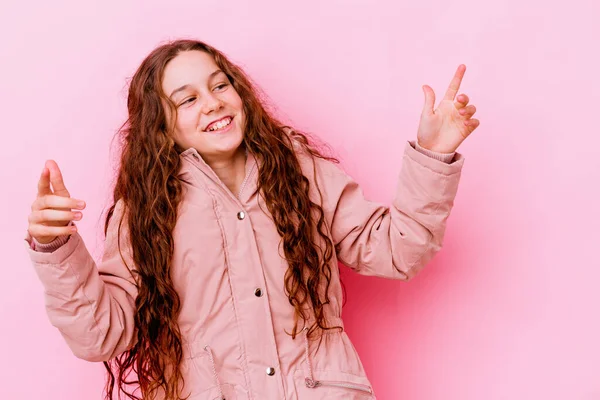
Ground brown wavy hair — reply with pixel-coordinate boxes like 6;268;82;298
102;39;341;399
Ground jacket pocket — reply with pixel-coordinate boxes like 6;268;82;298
186;383;238;400
293;369;376;399
182;352;241;400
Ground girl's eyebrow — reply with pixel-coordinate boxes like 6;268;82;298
169;70;225;99
170;84;191;99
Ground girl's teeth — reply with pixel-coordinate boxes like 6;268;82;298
209;118;231;131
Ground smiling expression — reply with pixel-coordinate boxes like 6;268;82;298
161;50;246;165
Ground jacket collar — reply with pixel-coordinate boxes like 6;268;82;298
180;146;260;203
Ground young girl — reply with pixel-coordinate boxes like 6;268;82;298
25;39;478;400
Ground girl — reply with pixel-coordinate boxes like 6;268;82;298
25;39;478;400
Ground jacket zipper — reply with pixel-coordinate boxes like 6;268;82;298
306;378;373;394
237;161;256;199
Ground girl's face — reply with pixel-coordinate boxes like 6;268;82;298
161;50;245;164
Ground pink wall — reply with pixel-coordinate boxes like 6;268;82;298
2;0;599;398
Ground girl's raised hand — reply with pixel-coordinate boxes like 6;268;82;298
27;160;86;244
417;64;480;153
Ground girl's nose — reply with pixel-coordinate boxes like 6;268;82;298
201;94;223;114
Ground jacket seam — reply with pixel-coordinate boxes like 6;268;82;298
404;169;449;275
183;161;253;395
203;179;253;398
64;260;110;353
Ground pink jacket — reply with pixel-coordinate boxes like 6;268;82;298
25;140;464;399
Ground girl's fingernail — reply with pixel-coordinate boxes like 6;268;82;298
71;226;77;232
77;201;85;207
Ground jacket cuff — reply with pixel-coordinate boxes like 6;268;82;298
413;141;456;164
27;221;75;253
24;228;82;264
406;140;464;175
31;235;71;252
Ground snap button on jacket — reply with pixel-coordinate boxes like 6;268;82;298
25;140;464;399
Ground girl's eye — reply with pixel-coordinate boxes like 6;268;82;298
180;97;196;106
215;83;228;91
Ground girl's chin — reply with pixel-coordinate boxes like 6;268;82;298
202;135;244;154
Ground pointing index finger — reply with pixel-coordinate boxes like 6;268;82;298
443;64;466;102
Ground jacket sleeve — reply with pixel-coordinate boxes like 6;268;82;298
24;199;138;361
314;140;465;280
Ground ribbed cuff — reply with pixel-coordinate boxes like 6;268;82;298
29;221;75;253
414;141;456;164
31;235;71;252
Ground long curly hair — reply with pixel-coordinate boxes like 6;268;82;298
102;39;341;399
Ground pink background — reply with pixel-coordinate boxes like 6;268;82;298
2;0;599;398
